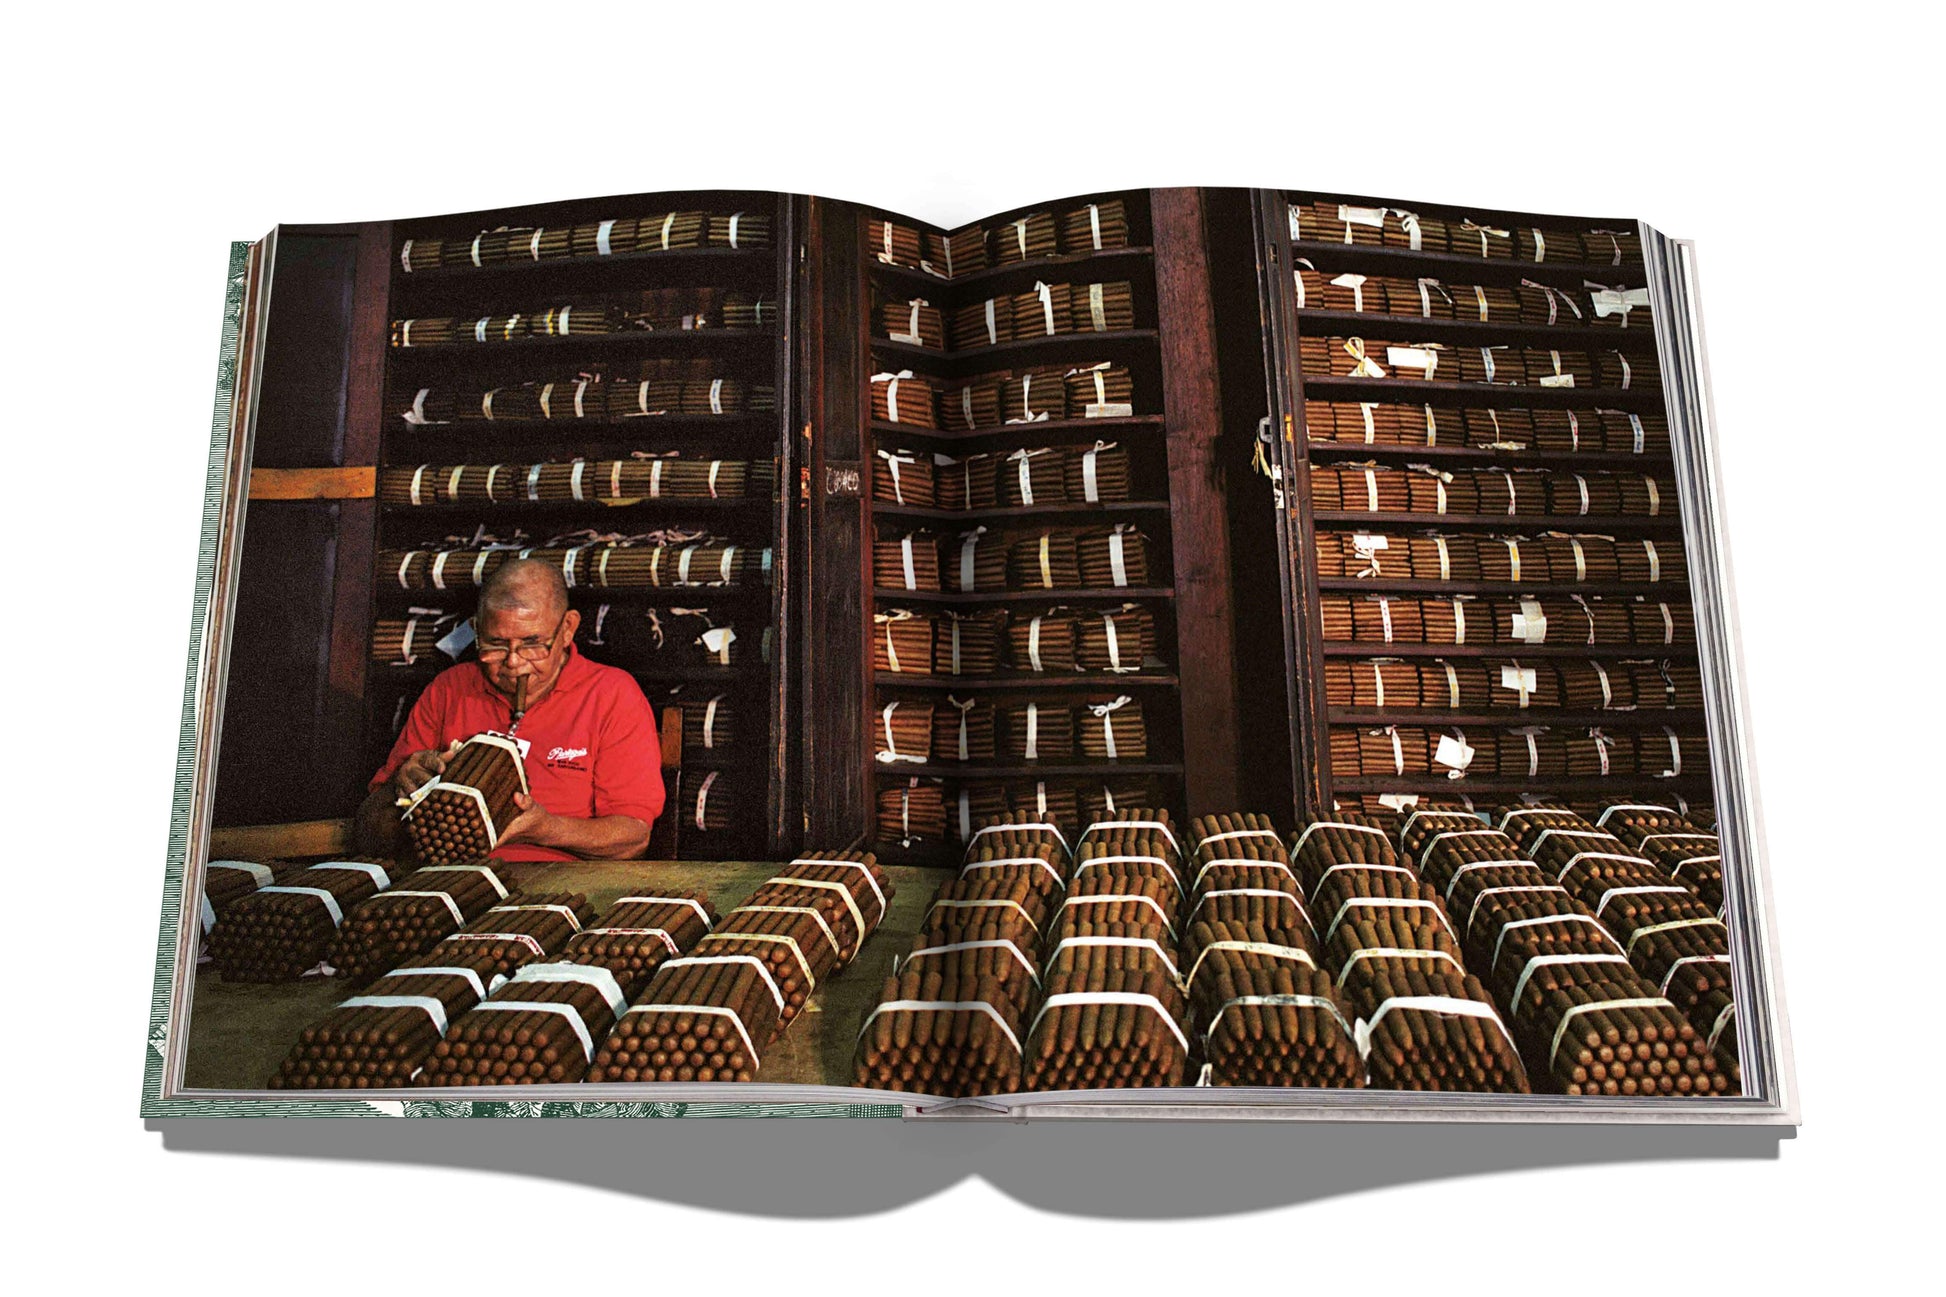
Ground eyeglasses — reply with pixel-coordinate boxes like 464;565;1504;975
474;613;568;663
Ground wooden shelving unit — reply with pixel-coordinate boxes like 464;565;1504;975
371;190;800;859
1255;186;1705;813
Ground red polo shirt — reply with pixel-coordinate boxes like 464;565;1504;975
371;644;665;862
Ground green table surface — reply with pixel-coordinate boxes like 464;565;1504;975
182;859;939;1092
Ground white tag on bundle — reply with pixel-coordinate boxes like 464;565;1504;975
1331;273;1368;313
1499;665;1538;698
1086;402;1133;418
1540;374;1576;388
1338;205;1385;228
1388;346;1436;370
1433;734;1474;771
1511;598;1547;643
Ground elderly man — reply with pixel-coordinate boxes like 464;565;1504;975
356;557;664;862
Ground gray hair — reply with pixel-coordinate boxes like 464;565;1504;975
478;557;569;619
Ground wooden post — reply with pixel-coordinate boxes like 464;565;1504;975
1151;188;1242;816
800;198;873;849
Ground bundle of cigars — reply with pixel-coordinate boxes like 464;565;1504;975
1186;813;1362;1087
1308;463;1673;517
207;861;395;982
397;369;775;427
1300;335;1656;392
399;733;529;866
1323;657;1701;713
325;863;511;984
381;537;766;592
855;825;1067;1094
587;853;892;1082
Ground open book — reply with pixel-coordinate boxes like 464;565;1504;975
144;186;1793;1123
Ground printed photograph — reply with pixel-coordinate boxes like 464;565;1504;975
151;186;1784;1117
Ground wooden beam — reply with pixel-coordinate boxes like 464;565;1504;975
1151;187;1243;816
208;818;353;861
246;466;376;500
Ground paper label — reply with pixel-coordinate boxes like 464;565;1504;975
1433;734;1474;770
1387;346;1435;370
1084;402;1134;419
1338;205;1386;227
1539;374;1576;388
1499;666;1538;693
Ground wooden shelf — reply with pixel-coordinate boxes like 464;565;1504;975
1288;240;1637;284
389;327;774;360
876;672;1179;691
871;246;1156;294
1302;376;1660;407
872;415;1163;448
878;586;1174;605
1328;709;1706;728
1296;308;1653;345
388;414;774;437
874;761;1185;779
1330;775;1713;795
1307;441;1671;471
398;246;769;282
1311;511;1683;535
380;495;765;515
873;328;1159;369
873;500;1173;524
1319;578;1684;597
1322;642;1696;660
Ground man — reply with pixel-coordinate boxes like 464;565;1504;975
357;557;663;862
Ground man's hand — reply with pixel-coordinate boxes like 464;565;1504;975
497;791;555;846
393;740;461;799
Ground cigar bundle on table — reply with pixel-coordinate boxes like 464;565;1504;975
327;863;512;985
855;836;1060;1096
428;892;599;983
267;965;488;1089
415;960;629;1086
1063;199;1129;253
1182;813;1359;1087
1025;810;1190;1090
592;854;892;1083
199;860;299;936
1293;814;1530;1092
399;733;528;866
207;862;395;982
560;892;718;999
1502;806;1738;1085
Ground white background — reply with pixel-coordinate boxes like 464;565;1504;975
7;2;1937;1289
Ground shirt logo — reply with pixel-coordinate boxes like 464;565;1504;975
546;746;589;769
